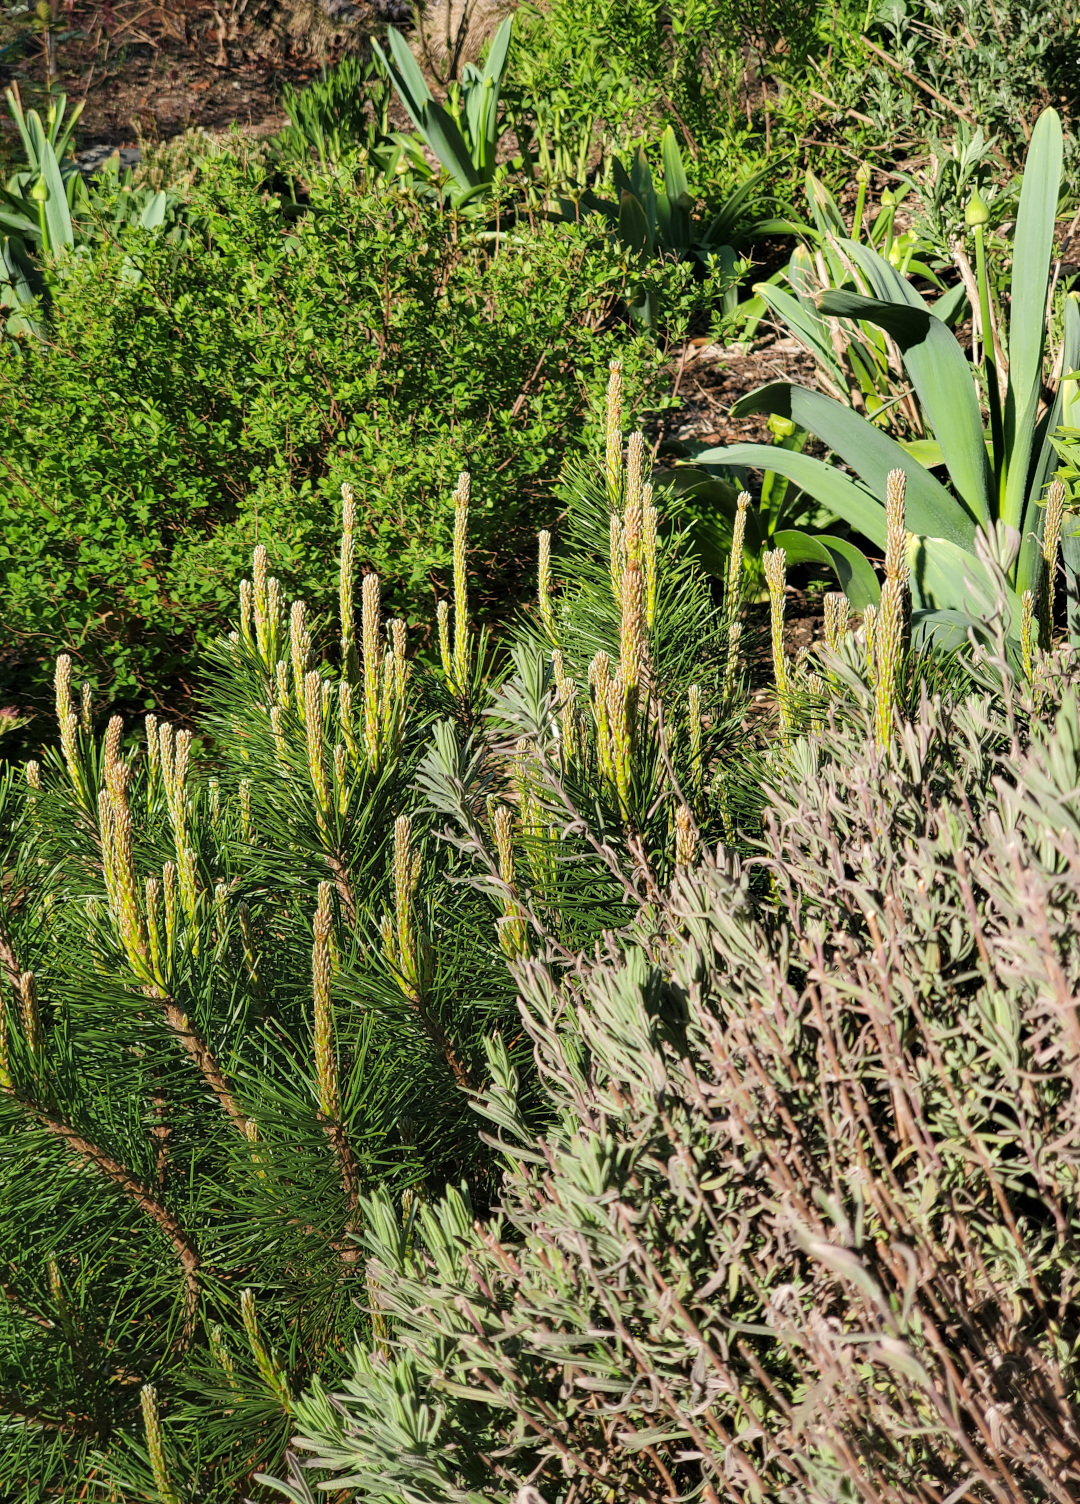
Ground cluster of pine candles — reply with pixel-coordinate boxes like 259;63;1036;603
712;425;1068;754
0;356;710;1494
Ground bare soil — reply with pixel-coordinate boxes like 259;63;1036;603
655;335;820;452
653;333;837;683
0;0;340;160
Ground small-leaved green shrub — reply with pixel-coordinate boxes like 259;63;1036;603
0;163;709;715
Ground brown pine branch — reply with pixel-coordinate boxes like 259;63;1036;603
0;917;202;1333
324;852;357;928
0;1393;102;1437
148;1079;171;1189
410;988;476;1093
12;1092;201;1339
0;905;21;998
323;1119;362;1264
2;1274;55;1331
160;1000;254;1141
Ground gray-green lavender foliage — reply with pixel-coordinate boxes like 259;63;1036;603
273;640;1080;1503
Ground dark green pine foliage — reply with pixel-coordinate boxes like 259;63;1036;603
0;380;752;1501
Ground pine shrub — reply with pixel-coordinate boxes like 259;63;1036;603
0;372;748;1501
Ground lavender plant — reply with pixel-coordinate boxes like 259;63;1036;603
273;637;1080;1504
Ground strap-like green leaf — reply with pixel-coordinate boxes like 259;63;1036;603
660;126;688;204
373;33;432;130
612;155;633;199
805;169;846;240
629;149;657;238
418;101;480;191
464;76;494;172
482;14;514;86
932;279;968;327
720;382;973;547
1007;109;1062;437
1;232;43;312
773;529;880;609
696;440;888;548
817;285;991;525
655;189;673;250
38;139;73;254
617;191;651;258
910;608;993;652
655;130;692;251
139;191;168;231
900;438;946;468
817;288;929;342
705;165;770;244
908;533;1021;638
51;95;84;162
1040;295;1080;634
4;88;37;167
839;236;927;312
0;201;40;239
1001;110;1063;534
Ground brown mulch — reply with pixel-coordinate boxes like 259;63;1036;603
0;0;349;158
654;334;820;454
651;332;837;686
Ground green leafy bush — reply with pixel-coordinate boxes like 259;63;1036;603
861;0;1079;167
506;0;825;173
276;641;1080;1504
0;401;750;1499
0;162;705;715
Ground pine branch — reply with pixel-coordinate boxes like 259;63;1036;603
0;1394;102;1438
148;1076;171;1189
413;995;476;1094
324;853;357;928
323;1120;360;1232
2;1274;55;1331
161;999;253;1141
7;1087;201;1338
312;883;361;1249
0;904;21;997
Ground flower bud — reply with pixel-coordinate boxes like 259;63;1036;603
767;414;797;440
965;187;990;228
